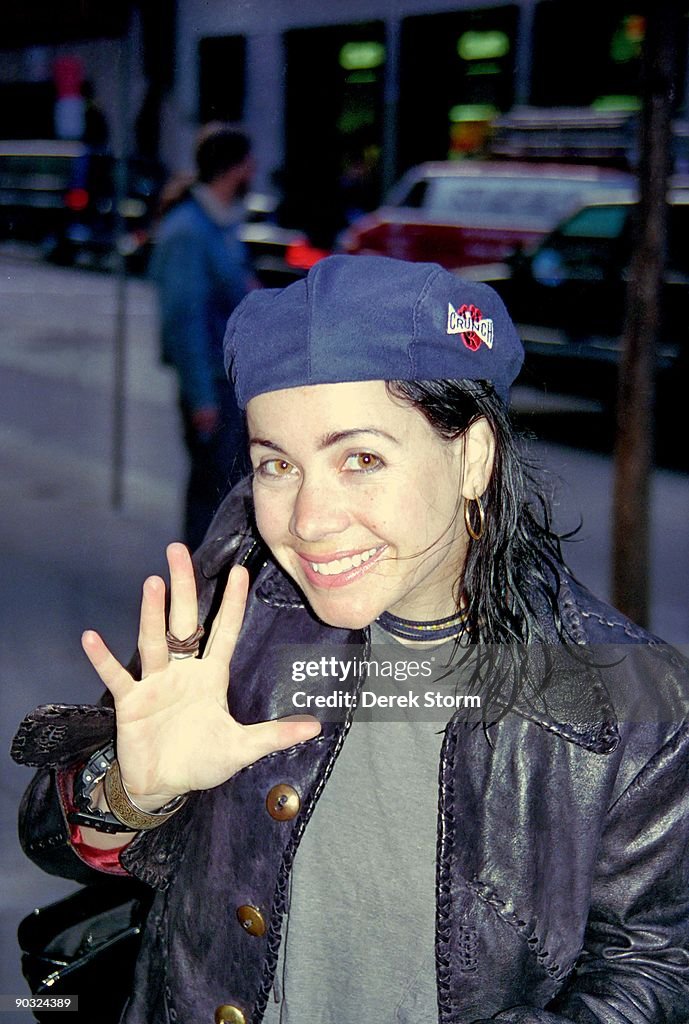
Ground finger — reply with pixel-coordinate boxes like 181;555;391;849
166;542;198;642
205;565;250;667
81;630;134;699
238;715;322;769
138;576;169;677
204;563;247;650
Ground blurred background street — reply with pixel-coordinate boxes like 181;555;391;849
2;0;689;1018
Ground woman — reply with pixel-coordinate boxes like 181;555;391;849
14;256;689;1023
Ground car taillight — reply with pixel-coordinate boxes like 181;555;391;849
65;188;89;212
285;241;329;270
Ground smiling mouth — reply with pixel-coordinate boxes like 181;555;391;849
306;545;384;576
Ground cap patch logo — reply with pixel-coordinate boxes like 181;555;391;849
447;303;494;351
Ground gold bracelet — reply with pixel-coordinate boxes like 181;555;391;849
103;760;187;831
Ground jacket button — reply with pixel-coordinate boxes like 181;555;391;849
266;783;300;821
236;904;266;937
214;1006;246;1024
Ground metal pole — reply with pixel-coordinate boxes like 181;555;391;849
111;19;131;510
611;2;679;626
513;0;536;108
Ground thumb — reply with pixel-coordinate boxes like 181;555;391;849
239;714;321;768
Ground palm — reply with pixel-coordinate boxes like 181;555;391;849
82;543;320;810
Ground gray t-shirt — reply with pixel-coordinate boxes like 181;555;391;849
263;625;464;1024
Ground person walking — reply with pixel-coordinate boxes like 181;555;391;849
151;126;257;549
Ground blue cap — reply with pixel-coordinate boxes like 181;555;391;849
224;254;523;407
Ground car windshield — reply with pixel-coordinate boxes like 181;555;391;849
417;176;615;228
558;204;630;239
532;203;632;283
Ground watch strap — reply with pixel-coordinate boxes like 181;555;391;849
67;808;138;835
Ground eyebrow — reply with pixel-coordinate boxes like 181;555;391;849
249;438;290;456
318;428;400;449
249;428;400;455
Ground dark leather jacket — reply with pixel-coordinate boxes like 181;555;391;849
14;486;689;1024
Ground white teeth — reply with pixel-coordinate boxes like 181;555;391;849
309;546;380;576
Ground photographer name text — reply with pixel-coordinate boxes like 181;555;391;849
291;690;481;710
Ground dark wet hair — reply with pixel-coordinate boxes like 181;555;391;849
196;128;251;184
387;379;582;720
386;379;569;646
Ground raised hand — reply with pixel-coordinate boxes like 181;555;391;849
81;542;321;813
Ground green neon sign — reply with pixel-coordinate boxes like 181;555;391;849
339;41;385;71
448;104;498;123
457;30;510;61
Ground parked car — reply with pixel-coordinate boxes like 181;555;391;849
0;140;163;268
339;160;633;270
472;188;689;412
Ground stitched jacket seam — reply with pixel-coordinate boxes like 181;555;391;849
464;878;573;982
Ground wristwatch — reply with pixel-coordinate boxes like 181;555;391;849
69;742;188;833
69;743;138;834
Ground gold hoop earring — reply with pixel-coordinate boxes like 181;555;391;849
464;495;485;541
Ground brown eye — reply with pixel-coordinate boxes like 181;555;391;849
258;459;297;478
343;452;382;472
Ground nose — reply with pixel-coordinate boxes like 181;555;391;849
289;476;350;543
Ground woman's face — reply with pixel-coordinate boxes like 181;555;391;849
247;380;478;630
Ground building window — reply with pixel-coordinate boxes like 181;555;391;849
531;1;687;110
283;21;385;244
399;6;519;172
198;35;246;124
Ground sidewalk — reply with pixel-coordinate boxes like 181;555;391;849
533;437;688;643
1;441;184;1014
